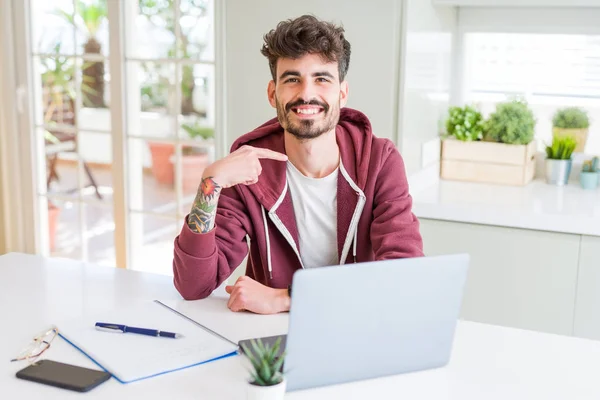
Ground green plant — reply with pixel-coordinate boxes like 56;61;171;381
485;100;536;145
444;105;485;141
582;156;599;173
240;337;286;386
181;123;214;140
139;0;209;116
40;43;96;123
545;136;577;160
553;107;590;129
181;121;214;155
55;0;107;108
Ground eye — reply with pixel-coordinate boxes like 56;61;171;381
316;77;330;83
284;78;299;83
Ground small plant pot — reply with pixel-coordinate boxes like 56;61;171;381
148;142;175;185
553;127;588;153
180;152;210;193
545;158;572;186
580;171;599;190
48;202;61;252
246;378;286;400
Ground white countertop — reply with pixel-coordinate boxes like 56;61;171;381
411;177;600;237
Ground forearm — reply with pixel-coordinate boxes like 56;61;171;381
187;176;222;233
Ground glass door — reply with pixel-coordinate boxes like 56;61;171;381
123;0;216;274
21;0;217;274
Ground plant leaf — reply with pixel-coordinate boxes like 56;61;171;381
259;359;272;383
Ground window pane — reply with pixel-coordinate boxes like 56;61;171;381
180;63;214;124
179;0;214;61
86;204;116;267
36;56;77;129
31;0;76;55
75;0;109;57
128;61;176;138
128;0;176;59
45;131;80;201
464;33;600;155
49;199;82;260
130;213;178;275
128;138;179;216
78;132;113;200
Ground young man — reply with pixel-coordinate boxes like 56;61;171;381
173;15;423;314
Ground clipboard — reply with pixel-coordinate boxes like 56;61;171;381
57;300;239;384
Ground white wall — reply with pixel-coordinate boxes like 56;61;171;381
400;0;456;176
223;0;404;149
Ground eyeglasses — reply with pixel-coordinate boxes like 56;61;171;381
11;326;59;363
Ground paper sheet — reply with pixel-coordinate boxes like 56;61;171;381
57;300;238;383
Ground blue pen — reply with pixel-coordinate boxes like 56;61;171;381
95;322;184;339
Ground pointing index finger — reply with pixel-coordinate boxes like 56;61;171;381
254;148;288;161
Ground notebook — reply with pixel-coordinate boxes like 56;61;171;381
57;300;238;383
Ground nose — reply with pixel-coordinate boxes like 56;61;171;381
297;80;317;102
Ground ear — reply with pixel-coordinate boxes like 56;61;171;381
339;81;349;107
267;80;276;108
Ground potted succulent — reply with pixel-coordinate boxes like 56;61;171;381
552;107;590;153
240;337;287;400
580;156;599;190
440;99;537;186
545;136;577;186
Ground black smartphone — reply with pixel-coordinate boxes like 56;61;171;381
16;359;112;392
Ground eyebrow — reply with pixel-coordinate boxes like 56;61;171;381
278;70;336;81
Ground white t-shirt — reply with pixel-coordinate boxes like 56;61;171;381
286;161;339;268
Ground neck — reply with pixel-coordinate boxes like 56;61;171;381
284;129;340;178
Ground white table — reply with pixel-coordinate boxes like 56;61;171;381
2;252;600;399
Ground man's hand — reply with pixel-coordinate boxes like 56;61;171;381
225;276;290;314
187;146;287;234
205;145;288;189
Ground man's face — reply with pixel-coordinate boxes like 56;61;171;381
268;53;349;141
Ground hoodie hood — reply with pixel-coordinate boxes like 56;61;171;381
229;107;373;210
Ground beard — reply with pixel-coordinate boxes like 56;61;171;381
276;97;340;141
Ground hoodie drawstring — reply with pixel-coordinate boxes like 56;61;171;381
353;229;357;263
261;205;273;279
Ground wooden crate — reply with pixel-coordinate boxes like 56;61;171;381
440;139;536;186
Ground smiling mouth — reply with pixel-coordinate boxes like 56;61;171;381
290;106;324;116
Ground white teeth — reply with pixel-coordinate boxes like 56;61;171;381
296;108;320;115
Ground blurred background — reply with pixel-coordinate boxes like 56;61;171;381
1;1;600;306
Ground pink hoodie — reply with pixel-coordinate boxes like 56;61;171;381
173;108;424;300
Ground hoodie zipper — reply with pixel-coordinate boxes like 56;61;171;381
338;162;366;264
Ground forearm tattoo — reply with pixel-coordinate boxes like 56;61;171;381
187;176;222;233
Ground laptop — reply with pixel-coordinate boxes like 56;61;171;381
238;253;469;392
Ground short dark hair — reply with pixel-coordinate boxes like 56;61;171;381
260;15;351;82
